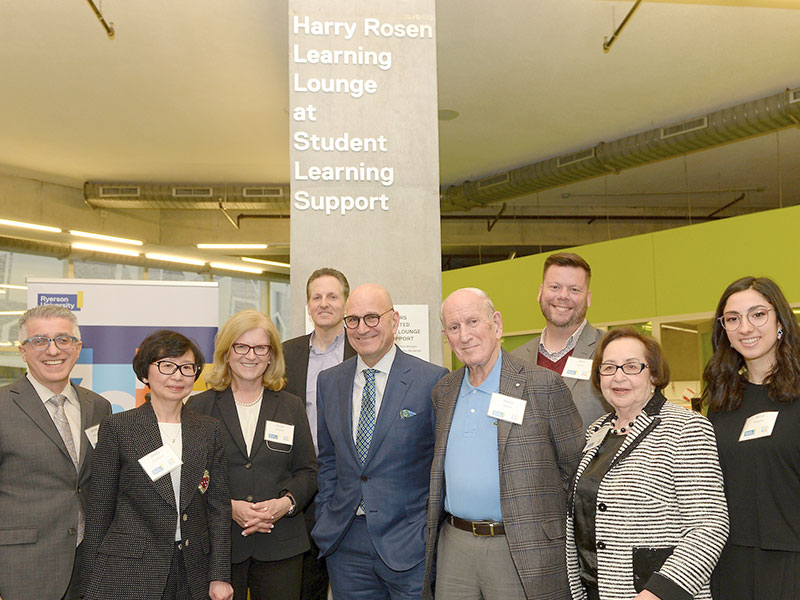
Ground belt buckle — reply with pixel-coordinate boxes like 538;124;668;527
471;521;494;537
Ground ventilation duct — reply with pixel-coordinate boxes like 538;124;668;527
440;87;800;212
84;183;290;210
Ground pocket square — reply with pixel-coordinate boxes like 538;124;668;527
400;409;417;419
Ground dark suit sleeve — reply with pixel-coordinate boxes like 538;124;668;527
81;415;120;592
283;393;318;511
314;373;336;521
545;374;584;493
206;420;232;583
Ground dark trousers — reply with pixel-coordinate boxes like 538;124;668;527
231;554;303;600
162;542;191;600
302;500;329;600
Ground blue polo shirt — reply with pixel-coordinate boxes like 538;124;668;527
443;351;503;522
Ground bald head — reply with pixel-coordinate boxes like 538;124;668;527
345;283;399;367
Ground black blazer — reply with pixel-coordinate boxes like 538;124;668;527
282;332;356;400
188;387;318;563
82;401;231;600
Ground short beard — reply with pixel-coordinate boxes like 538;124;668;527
541;301;587;330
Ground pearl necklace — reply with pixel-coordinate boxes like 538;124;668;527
610;414;636;435
235;388;264;408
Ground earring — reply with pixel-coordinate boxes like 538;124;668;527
778;327;784;340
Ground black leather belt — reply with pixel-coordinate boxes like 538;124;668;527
447;514;505;536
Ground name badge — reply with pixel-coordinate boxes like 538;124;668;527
487;393;525;425
138;445;182;481
563;356;593;380
583;424;611;453
85;424;100;449
265;420;295;446
738;411;779;442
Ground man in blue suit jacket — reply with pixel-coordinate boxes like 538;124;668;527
313;283;448;600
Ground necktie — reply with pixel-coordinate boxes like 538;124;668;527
355;369;377;464
48;394;84;544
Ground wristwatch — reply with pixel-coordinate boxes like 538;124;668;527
281;491;297;516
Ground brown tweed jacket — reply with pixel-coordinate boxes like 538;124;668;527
422;351;584;600
82;401;231;600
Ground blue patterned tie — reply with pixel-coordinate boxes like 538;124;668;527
355;369;377;465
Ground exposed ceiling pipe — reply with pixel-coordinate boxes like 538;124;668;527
440;87;800;212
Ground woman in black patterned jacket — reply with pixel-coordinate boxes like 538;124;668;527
566;327;728;600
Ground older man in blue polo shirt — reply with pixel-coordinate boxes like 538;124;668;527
422;288;583;600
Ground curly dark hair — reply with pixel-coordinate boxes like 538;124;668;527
702;276;800;411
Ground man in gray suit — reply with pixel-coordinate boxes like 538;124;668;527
0;305;110;600
511;252;610;426
423;288;583;600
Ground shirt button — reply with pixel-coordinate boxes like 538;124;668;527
246;495;254;502
597;541;606;550
470;408;476;414
598;502;607;512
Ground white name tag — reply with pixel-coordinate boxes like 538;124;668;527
738;411;779;442
265;420;295;446
487;393;526;425
138;445;182;481
85;424;100;449
583;424;611;453
563;356;593;380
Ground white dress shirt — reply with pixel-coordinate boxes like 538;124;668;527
28;372;82;462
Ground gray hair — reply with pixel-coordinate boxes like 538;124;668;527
18;305;81;342
440;287;496;323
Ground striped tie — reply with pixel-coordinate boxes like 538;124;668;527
48;394;84;544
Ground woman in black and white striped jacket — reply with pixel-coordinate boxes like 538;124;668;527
566;327;729;600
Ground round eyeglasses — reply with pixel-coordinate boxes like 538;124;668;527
231;343;271;356
598;362;648;376
23;335;79;351
718;306;774;332
344;307;393;330
153;360;199;377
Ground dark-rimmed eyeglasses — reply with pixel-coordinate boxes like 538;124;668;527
153;360;199;377
598;362;648;376
231;343;271;356
718;306;774;332
344;308;393;330
22;335;79;351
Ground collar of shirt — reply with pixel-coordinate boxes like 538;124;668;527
27;372;79;408
539;319;588;362
459;348;503;399
355;343;397;379
308;328;345;356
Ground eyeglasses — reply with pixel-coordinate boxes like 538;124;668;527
718;306;774;331
153;360;199;377
344;307;393;330
598;362;648;376
22;335;79;351
231;343;271;356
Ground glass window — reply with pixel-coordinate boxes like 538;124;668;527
270;280;291;341
73;260;142;280
213;275;268;326
148;268;207;282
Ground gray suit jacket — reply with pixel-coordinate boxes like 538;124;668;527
511;323;610;426
422;352;584;600
0;375;110;600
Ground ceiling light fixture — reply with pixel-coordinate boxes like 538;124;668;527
0;283;27;290
0;218;61;233
0;310;25;316
145;253;206;267
70;230;143;246
210;262;263;274
197;243;269;250
71;242;140;257
241;257;290;269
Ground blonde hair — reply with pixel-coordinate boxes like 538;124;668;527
204;309;286;391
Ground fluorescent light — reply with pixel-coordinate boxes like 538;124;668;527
197;243;268;250
70;230;143;246
71;242;140;257
146;253;206;267
0;218;61;233
241;257;290;269
210;262;263;274
0;290;5;294
0;283;27;290
661;324;698;334
0;341;16;346
0;310;24;316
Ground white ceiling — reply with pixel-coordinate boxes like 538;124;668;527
1;1;799;222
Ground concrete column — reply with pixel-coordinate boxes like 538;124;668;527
288;0;442;363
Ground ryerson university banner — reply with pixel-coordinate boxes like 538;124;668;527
288;1;442;363
27;279;218;413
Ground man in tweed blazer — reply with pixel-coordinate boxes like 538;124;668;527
422;288;583;600
0;306;110;600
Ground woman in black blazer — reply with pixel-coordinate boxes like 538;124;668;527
83;330;233;600
188;310;317;600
